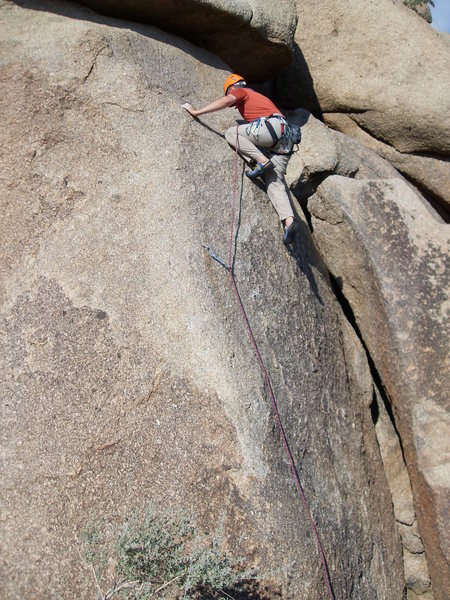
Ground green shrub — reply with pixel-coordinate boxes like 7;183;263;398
80;507;253;599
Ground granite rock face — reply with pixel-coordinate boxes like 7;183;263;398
0;1;403;598
73;0;298;80
308;176;449;600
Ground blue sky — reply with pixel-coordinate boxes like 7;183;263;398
430;2;450;33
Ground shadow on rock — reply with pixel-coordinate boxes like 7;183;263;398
286;212;326;306
193;118;227;141
274;43;323;118
194;579;279;599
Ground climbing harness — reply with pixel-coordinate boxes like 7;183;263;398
203;127;334;600
246;114;301;155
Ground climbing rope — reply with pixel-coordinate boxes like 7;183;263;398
225;127;335;599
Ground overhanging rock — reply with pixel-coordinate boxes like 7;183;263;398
73;0;297;81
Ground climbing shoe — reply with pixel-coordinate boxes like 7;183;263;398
283;220;300;245
245;160;275;180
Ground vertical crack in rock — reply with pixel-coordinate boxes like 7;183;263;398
82;44;108;83
305;218;435;599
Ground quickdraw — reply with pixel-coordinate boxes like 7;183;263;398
202;243;230;271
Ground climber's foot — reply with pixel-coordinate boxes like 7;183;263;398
246;160;274;180
283;220;300;245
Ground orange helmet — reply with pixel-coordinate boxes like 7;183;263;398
224;73;245;95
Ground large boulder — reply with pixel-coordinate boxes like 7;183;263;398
71;0;297;80
275;0;450;211
277;0;450;154
0;1;403;598
285;108;444;223
285;109;408;187
307;176;450;600
323;112;450;220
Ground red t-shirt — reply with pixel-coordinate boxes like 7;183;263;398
229;87;284;122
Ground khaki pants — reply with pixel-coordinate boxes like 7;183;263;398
225;120;294;222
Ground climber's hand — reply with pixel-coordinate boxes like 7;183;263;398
182;103;198;117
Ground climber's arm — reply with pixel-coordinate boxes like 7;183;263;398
182;94;236;117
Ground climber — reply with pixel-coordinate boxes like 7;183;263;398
182;74;300;244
